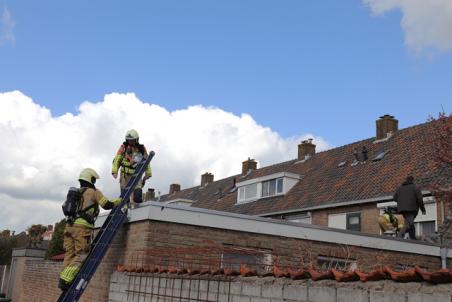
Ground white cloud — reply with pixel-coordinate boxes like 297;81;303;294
0;91;332;232
0;6;15;45
364;0;452;55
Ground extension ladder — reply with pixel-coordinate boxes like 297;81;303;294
58;150;155;302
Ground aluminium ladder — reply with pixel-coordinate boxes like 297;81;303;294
58;150;155;302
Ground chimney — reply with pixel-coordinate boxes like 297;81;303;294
201;172;214;186
376;114;398;140
47;225;53;231
298;139;316;160
169;184;181;194
144;188;156;201
242;158;257;174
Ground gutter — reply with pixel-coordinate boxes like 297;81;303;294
260;190;432;217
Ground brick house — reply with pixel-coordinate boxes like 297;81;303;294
159;115;450;238
9;114;452;302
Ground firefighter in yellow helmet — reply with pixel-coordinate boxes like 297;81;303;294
58;168;121;291
111;129;152;206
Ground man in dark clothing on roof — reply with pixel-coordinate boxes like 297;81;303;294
394;176;426;240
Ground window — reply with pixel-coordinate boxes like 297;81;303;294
337;161;347;167
373;150;389;161
286;213;311;224
238;183;258;202
416;221;436;237
346;213;361;232
235;172;301;204
328;212;361;231
262;178;283;197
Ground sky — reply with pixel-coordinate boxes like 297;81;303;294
0;0;451;232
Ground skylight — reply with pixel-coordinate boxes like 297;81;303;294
337;161;347;167
373;150;389;161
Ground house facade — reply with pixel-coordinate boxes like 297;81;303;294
159;115;449;239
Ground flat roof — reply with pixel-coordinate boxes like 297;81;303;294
96;201;451;259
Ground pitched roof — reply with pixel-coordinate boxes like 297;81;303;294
161;120;448;216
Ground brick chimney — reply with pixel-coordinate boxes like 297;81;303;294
201;172;214;186
298;139;316;160
47;225;53;231
169;184;181;194
376;114;398;140
242;158;257;174
144;188;156;201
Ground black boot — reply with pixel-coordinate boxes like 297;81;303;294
58;278;71;291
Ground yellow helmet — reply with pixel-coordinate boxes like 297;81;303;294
79;168;100;185
125;129;139;141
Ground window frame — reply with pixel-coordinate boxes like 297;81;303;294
261;177;284;198
237;183;259;203
346;212;361;232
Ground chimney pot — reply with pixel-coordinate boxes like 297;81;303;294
144;188;156;201
169;184;181;194
376;114;398;140
201;172;214;186
242;158;257;174
298;139;316;160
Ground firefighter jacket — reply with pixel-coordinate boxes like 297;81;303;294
112;142;152;177
74;188;120;228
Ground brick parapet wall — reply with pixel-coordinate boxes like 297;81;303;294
126;220;445;271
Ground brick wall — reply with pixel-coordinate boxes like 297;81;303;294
20;228;127;302
21;260;62;302
311;203;381;234
19;217;449;302
130;220;444;271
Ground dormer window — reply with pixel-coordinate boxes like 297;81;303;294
238;183;258;202
236;172;301;204
262;178;283;197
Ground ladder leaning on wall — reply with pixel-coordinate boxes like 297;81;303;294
57;150;155;302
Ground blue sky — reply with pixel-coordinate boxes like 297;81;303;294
1;0;452;231
1;0;451;146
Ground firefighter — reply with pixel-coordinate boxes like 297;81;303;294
59;168;121;291
378;206;405;235
111;129;152;206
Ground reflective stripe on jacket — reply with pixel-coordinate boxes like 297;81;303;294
112;143;152;176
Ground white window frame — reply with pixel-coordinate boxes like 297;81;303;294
237;183;260;204
262;177;284;198
236;172;302;204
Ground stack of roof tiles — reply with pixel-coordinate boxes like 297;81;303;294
116;264;452;284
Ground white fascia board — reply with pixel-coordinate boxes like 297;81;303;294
260;190;432;217
102;202;450;259
236;172;302;187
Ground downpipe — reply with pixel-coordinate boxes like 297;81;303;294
440;247;448;269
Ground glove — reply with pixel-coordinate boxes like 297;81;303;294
112;198;122;206
421;209;426;215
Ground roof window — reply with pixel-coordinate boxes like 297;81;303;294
337;161;347;167
373;150;389;161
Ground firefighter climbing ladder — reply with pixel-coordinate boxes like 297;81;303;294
58;150;155;302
